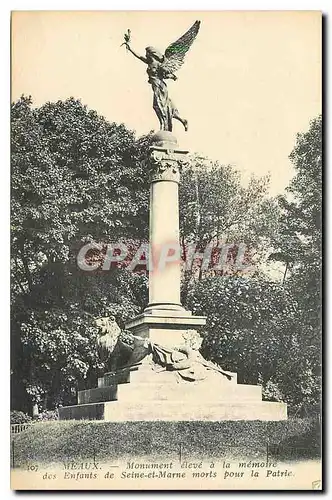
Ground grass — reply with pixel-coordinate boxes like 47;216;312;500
11;418;320;467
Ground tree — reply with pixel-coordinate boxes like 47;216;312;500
185;116;322;415
186;275;320;414
272;115;322;327
11;96;149;286
11;96;150;411
269;116;322;403
179;157;280;300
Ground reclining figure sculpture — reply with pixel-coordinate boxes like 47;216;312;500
95;317;232;382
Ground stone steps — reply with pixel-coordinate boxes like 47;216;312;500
77;380;262;405
117;381;262;402
59;402;105;421
59;400;287;421
78;386;117;405
104;400;287;421
97;369;134;388
59;362;287;422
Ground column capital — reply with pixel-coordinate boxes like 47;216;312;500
147;132;189;184
148;146;189;183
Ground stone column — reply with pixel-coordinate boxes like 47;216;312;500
126;131;206;346
145;131;188;314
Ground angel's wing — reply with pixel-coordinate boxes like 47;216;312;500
161;20;200;74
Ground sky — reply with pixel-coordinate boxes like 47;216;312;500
11;10;322;194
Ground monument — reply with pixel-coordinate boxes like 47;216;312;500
59;21;287;421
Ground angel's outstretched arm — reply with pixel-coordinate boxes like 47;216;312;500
125;44;148;64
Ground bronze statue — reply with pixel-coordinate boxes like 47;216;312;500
123;20;201;132
150;337;233;382
95;318;232;383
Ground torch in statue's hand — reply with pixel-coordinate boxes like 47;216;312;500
120;29;131;50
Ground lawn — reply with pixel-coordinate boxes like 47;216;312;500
11;418;320;467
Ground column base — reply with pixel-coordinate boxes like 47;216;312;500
144;302;191;316
125;311;207;347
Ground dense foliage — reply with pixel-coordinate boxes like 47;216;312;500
11;97;321;416
186;277;320;414
185;116;322;415
10;410;32;424
11;96;149;410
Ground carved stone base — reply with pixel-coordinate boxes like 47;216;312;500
58;361;287;422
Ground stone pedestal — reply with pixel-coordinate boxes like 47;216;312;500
125;311;206;347
59;359;287;421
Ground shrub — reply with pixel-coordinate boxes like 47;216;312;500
10;410;32;424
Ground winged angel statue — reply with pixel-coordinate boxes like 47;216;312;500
123;20;200;132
